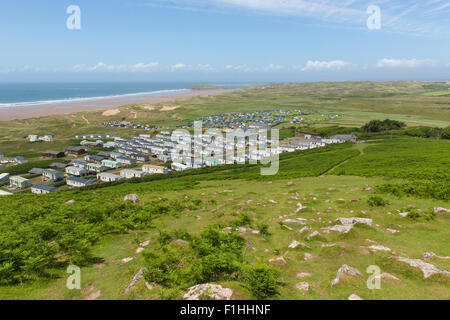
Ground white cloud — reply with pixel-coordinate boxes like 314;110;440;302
263;64;285;72
73;61;160;73
299;60;351;71
148;0;450;35
377;58;439;68
170;63;193;72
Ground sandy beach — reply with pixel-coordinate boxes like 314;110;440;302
0;89;232;121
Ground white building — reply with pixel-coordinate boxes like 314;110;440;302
65;166;88;177
142;164;169;174
120;169;147;179
97;172;124;183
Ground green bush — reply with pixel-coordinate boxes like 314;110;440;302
367;196;389;207
242;264;281;299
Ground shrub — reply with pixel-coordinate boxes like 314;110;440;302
367;196;389;207
242;264;281;299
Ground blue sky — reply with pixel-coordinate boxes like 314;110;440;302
0;0;449;82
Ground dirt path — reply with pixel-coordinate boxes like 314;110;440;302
81;115;90;124
320;143;369;177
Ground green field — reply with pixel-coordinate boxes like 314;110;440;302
0;136;449;300
0;82;449;300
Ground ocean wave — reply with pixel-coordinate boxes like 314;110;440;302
0;88;192;109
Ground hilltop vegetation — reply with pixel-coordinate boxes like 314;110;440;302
0;81;449;300
0;136;449;299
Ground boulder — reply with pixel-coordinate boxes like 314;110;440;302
295;282;309;291
66;199;75;205
396;257;450;279
367;245;391;252
183;284;233;300
288;240;310;249
269;256;287;265
423;252;450;261
321;224;354;234
283;218;307;225
124;268;144;293
296;272;312;279
124;194;139;203
306;231;322;240
331;265;362;286
348;293;364;300
380;273;400;282
304;253;318;261
336;217;372;227
434;207;450;214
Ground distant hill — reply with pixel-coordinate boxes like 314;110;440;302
189;84;223;90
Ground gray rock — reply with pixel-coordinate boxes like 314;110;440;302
183;284;233;300
124;194;139;203
331;264;362;286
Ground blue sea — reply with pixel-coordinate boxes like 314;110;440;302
0;82;249;109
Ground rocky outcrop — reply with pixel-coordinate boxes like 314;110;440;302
396;257;450;278
295;282;309;291
336;217;372;227
288;240;310;249
348;293;363;300
321;224;354;234
124;194;139;203
367;245;392;252
434;207;450;214
183;284;233;300
423;252;450;261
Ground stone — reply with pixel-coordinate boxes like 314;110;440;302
124;194;139;203
299;226;311;234
348;294;363;300
367;245;391;252
321;224;354;234
269;256;287;265
121;257;134;264
306;231;321;240
65;199;75;204
424;252;450;261
283;218;307;225
295;282;309;291
336;217;372;227
365;187;373;191
136;247;144;253
304;253;318;261
396;257;450;278
398;212;409;218
294;203;307;214
183;284;233;300
321;243;337;248
140;240;150;247
237;227;260;235
434;207;450;214
387;228;400;234
268;200;277;204
380;273;400;281
288;240;310;249
124;268;144;293
331;265;362;286
296;272;312;279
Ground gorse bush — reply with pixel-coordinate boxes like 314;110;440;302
242;264;282;299
367;196;389;207
0;196;183;284
142;227;282;299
